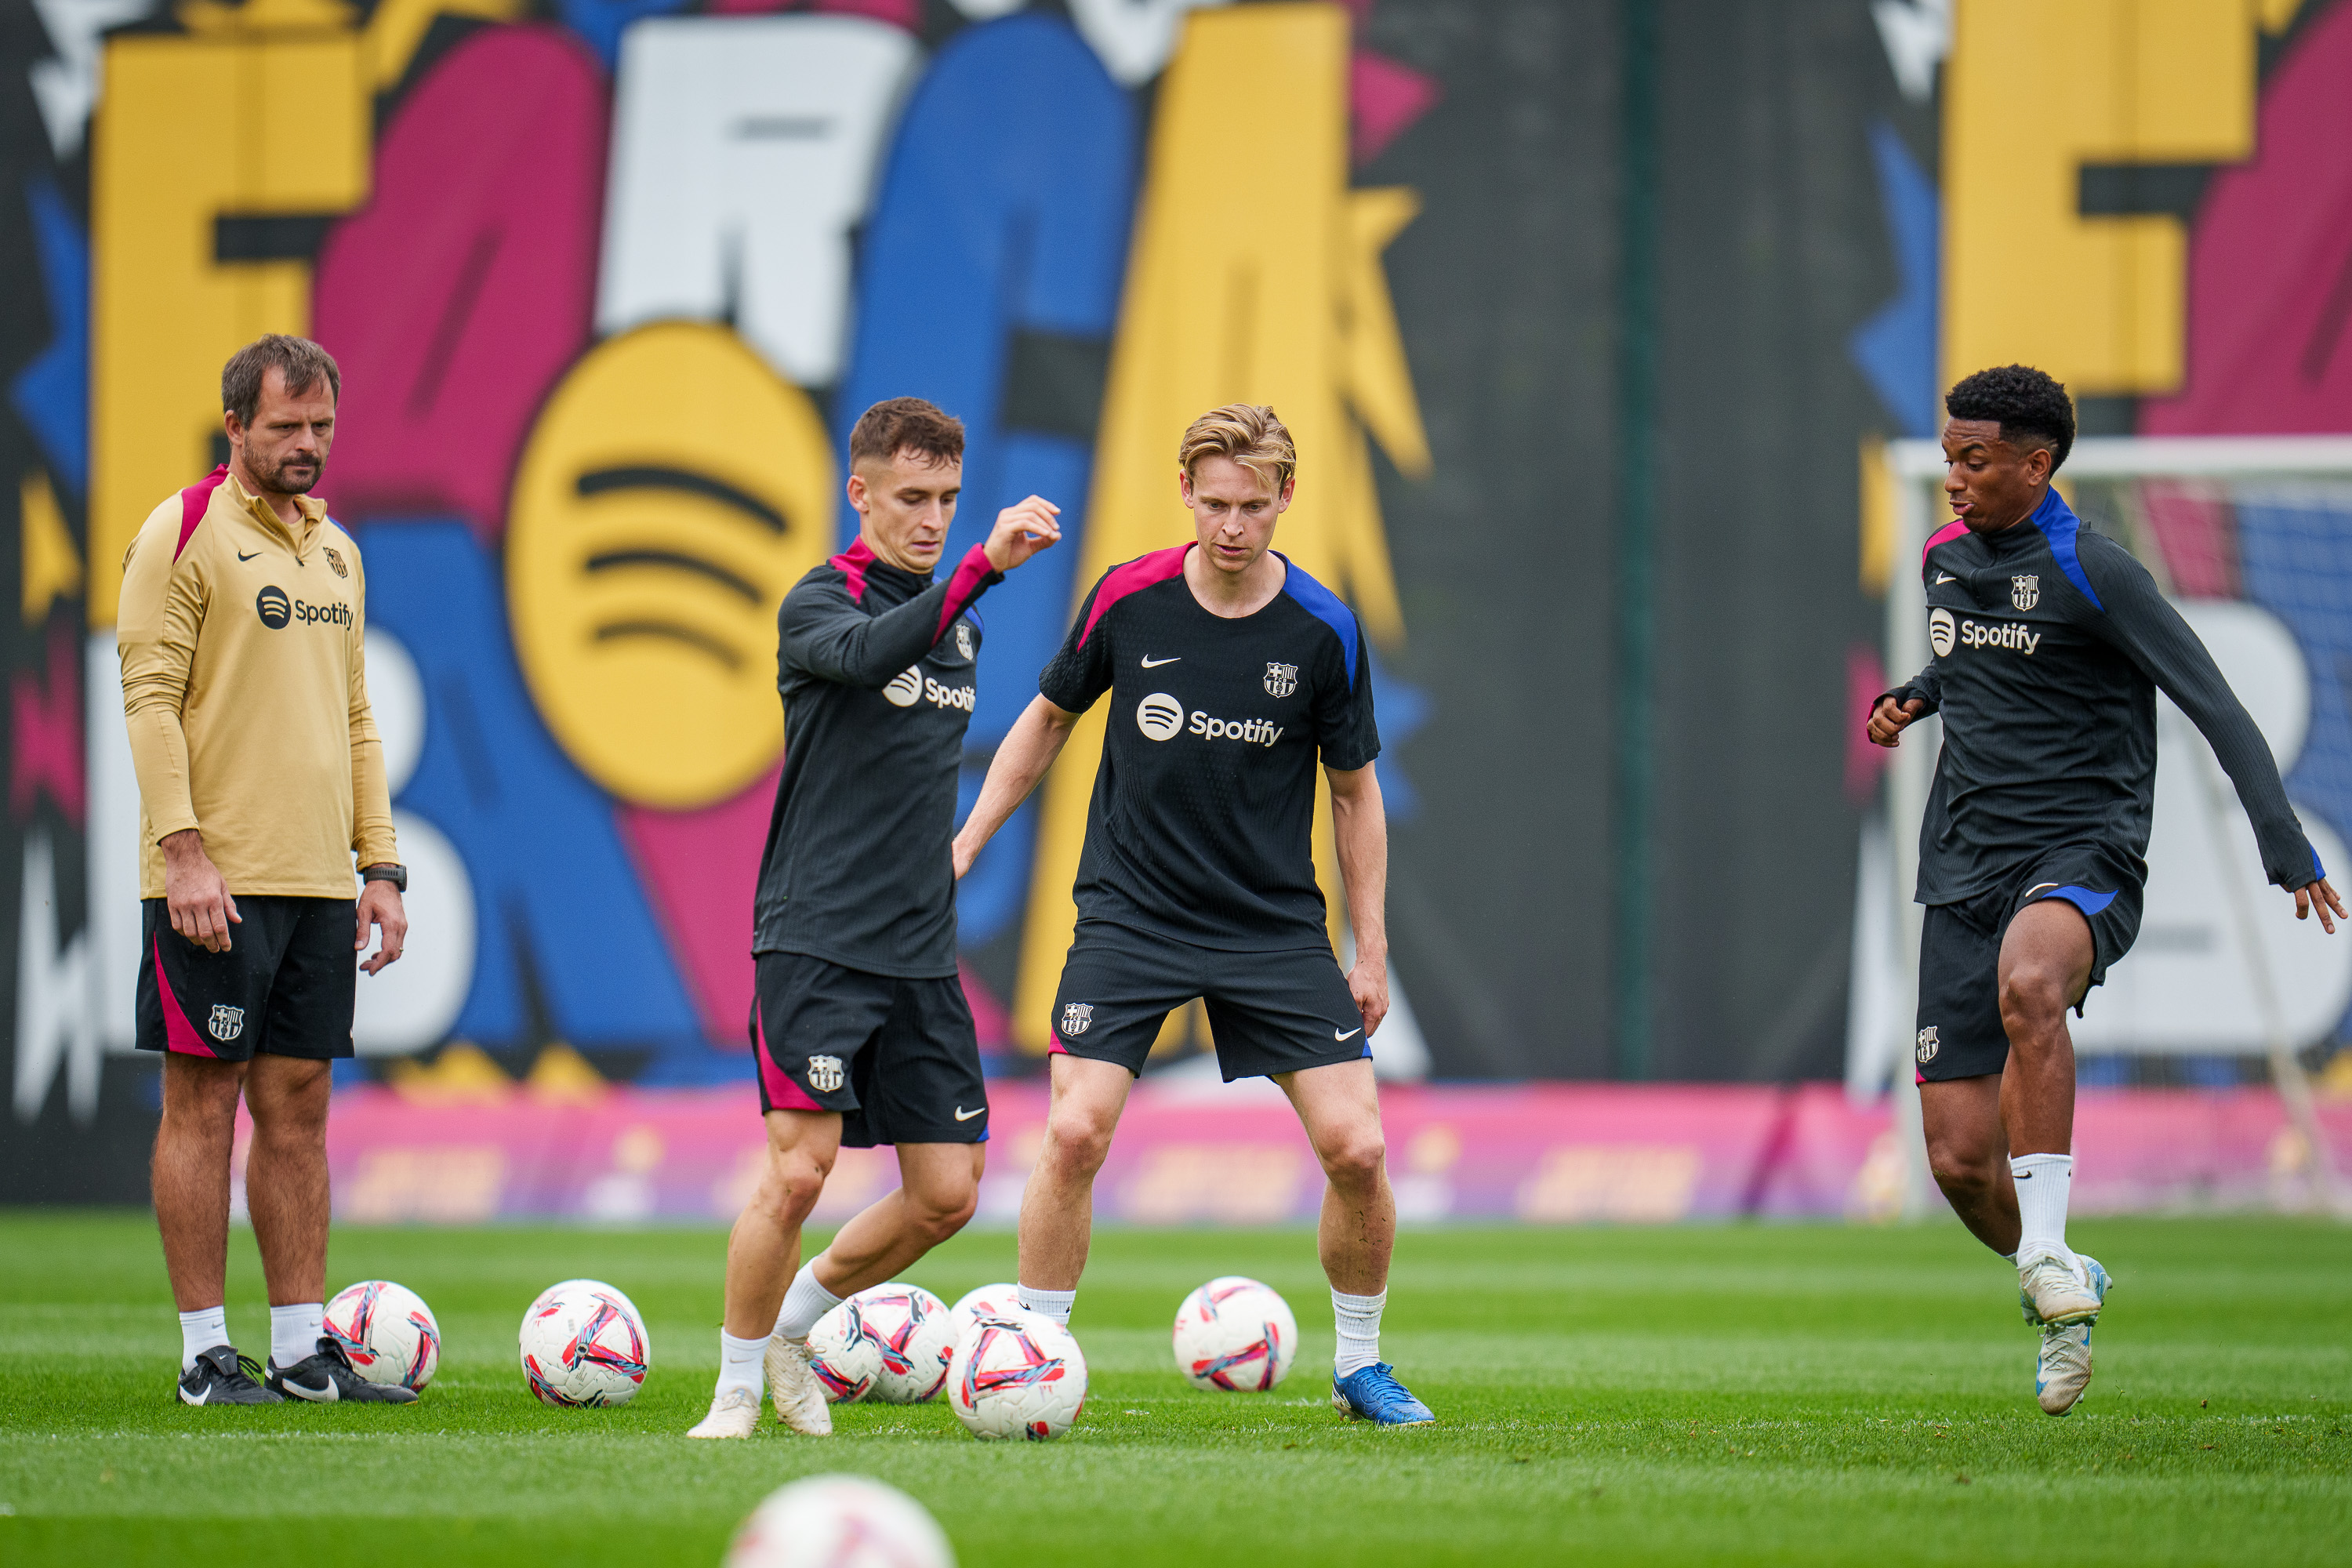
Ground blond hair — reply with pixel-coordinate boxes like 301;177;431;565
1178;404;1296;495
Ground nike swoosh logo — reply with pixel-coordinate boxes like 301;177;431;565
1140;655;1180;668
1334;1027;1362;1041
278;1370;338;1401
181;1381;209;1405
238;550;263;562
1935;572;1955;584
953;1105;985;1121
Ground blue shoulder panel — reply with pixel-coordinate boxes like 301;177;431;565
2027;487;2104;612
1279;557;1360;685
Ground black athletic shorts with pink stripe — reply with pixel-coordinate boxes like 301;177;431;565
136;895;355;1062
750;951;988;1148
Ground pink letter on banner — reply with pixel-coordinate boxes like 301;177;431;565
618;763;780;1046
313;26;608;541
2140;0;2352;435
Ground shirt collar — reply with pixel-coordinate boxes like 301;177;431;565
223;468;327;535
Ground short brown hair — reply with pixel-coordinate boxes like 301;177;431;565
848;397;964;470
222;334;340;428
1178;404;1296;494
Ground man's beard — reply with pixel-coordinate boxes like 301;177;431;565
254;451;324;494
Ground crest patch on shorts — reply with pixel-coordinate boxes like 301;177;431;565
1915;1025;1940;1064
1059;1002;1093;1036
209;1005;245;1042
805;1054;844;1093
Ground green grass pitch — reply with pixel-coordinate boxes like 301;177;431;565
2;1213;2347;1566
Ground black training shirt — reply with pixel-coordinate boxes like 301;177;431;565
753;538;1000;977
1884;487;2319;906
1039;546;1379;950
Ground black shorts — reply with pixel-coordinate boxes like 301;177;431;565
1913;844;2146;1083
750;952;986;1147
136;896;356;1062
1050;919;1371;1082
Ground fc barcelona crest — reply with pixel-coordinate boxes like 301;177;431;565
805;1054;844;1093
2011;574;2038;612
956;621;975;659
1263;662;1298;699
1060;1002;1094;1036
208;1004;245;1042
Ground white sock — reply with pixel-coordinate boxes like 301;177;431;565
1017;1284;1076;1327
717;1330;767;1398
2010;1153;2074;1265
179;1305;228;1371
269;1302;324;1368
774;1263;843;1341
1332;1288;1385;1377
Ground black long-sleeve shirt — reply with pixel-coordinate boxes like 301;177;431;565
751;538;1000;977
1885;487;2320;906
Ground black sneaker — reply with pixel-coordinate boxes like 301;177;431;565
267;1336;419;1403
179;1345;282;1405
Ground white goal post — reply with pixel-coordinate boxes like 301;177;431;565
1857;435;2352;1218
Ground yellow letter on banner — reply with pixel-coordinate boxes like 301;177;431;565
1941;0;2254;397
88;4;369;626
1012;2;1427;1051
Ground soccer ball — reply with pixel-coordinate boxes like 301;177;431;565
323;1279;440;1392
726;1474;955;1568
850;1284;955;1403
947;1312;1087;1440
805;1298;884;1403
946;1282;1022;1345
518;1279;650;1406
1172;1276;1298;1392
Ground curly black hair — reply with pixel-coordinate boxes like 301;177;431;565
1945;365;2075;471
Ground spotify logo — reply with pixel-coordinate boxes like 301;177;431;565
1136;692;1185;741
256;585;291;629
884;668;923;706
506;323;834;808
1929;607;1956;658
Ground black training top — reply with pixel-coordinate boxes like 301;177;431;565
752;537;1000;978
1039;545;1380;951
1883;487;2320;906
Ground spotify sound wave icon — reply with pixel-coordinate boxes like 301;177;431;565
506;323;833;808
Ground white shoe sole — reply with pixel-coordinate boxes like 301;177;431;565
686;1409;760;1439
765;1335;833;1436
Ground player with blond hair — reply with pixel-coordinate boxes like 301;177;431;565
953;404;1433;1425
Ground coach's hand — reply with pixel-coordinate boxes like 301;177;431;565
983;495;1062;572
357;874;408;975
1346;950;1389;1040
2294;875;2346;936
162;829;239;953
1867;695;1925;748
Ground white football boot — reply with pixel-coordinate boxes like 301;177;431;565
2017;1250;2102;1327
764;1334;833;1436
686;1385;762;1439
2024;1254;2110;1417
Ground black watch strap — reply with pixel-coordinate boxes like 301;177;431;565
362;863;407;892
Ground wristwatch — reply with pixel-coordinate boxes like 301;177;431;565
362;862;408;892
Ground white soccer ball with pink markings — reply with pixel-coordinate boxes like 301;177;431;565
518;1279;650;1407
805;1297;884;1404
945;1283;1022;1346
947;1312;1087;1440
725;1473;955;1568
324;1279;440;1392
1172;1276;1298;1392
849;1283;955;1403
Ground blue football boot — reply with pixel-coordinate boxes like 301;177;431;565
1331;1363;1436;1426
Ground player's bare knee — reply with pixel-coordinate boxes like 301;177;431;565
1926;1140;1997;1204
1997;965;2068;1040
1041;1113;1115;1179
911;1182;978;1243
1319;1128;1387;1190
763;1147;831;1221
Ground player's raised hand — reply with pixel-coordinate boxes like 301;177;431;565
983;495;1062;572
1868;695;1926;748
2293;875;2345;935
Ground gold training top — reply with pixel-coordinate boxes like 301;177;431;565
117;466;397;900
